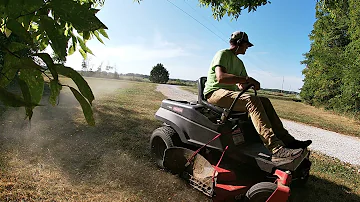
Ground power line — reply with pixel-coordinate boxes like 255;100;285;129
182;0;229;39
166;0;228;44
225;16;238;31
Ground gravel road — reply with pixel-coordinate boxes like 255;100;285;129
156;84;360;166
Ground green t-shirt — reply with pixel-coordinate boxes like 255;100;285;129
203;49;248;96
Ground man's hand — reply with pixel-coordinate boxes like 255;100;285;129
237;83;246;90
247;77;260;90
214;66;260;90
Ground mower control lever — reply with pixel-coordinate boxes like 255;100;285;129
220;84;256;123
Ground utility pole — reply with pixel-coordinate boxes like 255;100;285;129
281;76;284;93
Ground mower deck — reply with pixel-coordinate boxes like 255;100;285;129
163;147;292;202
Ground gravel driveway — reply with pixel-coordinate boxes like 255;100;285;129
156;84;360;166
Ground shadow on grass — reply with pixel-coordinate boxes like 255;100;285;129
290;175;360;202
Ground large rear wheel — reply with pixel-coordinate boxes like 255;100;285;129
150;126;180;168
245;182;277;202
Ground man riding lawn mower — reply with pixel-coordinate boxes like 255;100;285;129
150;31;312;201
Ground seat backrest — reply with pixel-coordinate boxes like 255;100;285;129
197;77;224;114
198;76;207;103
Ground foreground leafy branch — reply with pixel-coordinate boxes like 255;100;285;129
1;0;276;125
0;0;109;125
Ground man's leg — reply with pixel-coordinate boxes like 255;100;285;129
207;89;284;152
258;96;295;145
259;96;312;148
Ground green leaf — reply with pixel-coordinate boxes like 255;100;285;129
5;0;23;18
34;53;53;66
18;14;34;30
18;77;34;119
20;57;42;70
19;68;44;105
0;0;9;13
0;87;30;107
79;48;87;59
77;36;93;55
69;86;95;126
55;64;94;104
23;0;44;13
92;30;104;44
35;53;58;80
0;54;21;87
83;31;91;40
50;0;107;32
7;42;29;52
7;19;33;44
68;33;77;55
38;35;49;51
49;79;62;106
68;45;75;55
4;28;12;37
39;16;68;60
71;34;77;49
0;55;41;88
98;29;109;39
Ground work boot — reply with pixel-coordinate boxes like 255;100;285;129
272;147;303;159
287;140;312;149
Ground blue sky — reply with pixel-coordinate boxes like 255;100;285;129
65;0;317;92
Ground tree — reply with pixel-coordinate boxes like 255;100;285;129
81;59;88;72
114;70;119;79
301;0;360;117
149;63;169;84
0;0;109;125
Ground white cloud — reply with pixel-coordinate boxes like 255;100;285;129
65;32;196;73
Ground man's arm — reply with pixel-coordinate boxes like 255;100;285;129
215;66;260;90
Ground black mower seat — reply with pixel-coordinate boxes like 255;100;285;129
198;77;248;118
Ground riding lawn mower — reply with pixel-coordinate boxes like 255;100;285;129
150;77;311;202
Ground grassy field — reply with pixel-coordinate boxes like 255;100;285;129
181;85;360;138
0;79;359;201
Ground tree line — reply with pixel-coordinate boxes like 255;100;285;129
301;0;360;118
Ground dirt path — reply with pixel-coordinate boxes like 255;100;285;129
156;84;360;166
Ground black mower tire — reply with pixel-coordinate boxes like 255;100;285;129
245;182;277;202
150;126;180;168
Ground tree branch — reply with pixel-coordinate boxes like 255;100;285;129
1;45;21;59
0;72;11;81
15;3;47;20
40;69;52;80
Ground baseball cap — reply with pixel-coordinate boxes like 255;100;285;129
230;31;254;47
